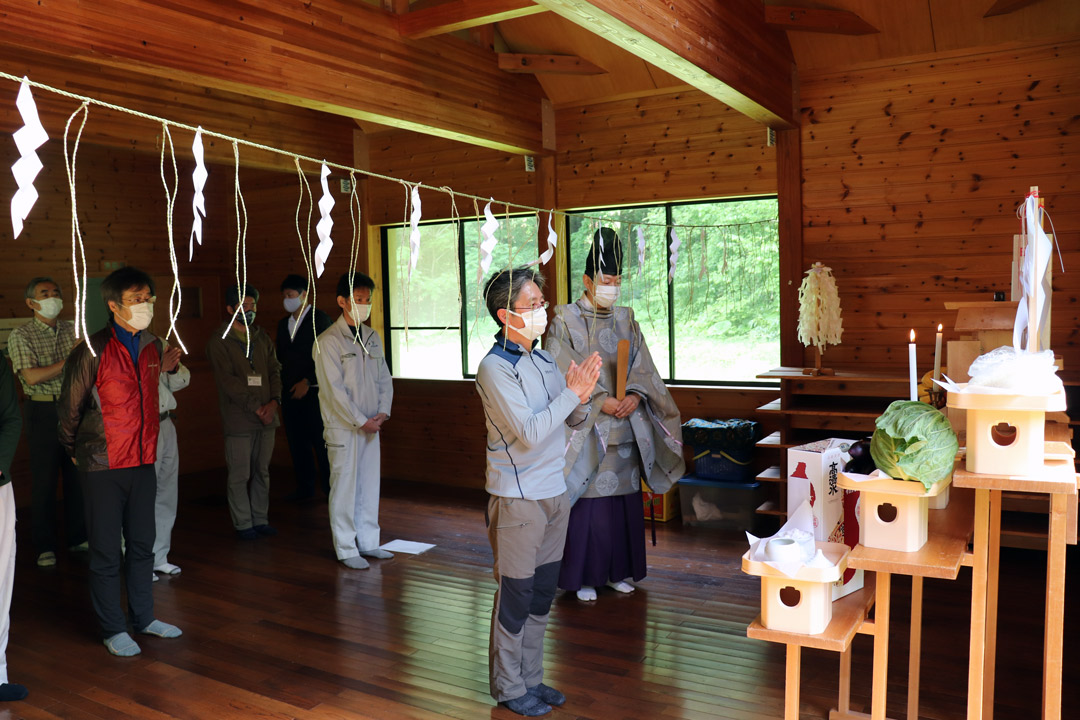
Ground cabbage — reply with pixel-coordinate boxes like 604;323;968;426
870;400;958;490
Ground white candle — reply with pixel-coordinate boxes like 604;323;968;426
909;329;918;401
933;324;943;382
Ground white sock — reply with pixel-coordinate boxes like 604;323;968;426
576;586;597;602
607;579;635;593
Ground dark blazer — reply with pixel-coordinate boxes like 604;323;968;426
276;307;333;396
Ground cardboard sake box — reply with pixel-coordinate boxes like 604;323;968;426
786;439;864;600
642;481;680;522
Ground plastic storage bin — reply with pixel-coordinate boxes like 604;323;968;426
678;475;763;533
682;418;761;481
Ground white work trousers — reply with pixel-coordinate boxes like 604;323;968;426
325;426;381;559
153;417;179;567
0;483;15;684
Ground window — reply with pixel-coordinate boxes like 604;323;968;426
383;198;779;384
567;198;779;384
383;214;538;378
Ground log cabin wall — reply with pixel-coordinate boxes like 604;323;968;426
798;38;1080;373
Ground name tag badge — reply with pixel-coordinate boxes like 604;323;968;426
247;375;263;387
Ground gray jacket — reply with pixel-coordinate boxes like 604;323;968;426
475;333;588;500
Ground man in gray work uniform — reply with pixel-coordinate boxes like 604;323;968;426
474;266;601;717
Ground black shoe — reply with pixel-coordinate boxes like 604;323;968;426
0;683;28;701
500;693;551;717
253;524;277;537
236;528;257;540
527;683;566;707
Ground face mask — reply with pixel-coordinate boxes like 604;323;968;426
35;297;63;320
125;302;154;332
242;310;257;326
350;302;372;324
283;296;304;313
593;284;620;308
507;307;547;344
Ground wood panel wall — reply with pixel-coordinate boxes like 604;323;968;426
555;89;777;207
799;38;1080;372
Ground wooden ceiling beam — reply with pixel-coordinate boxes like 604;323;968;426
399;0;548;40
764;6;879;35
983;0;1045;18
0;0;546;155
498;53;605;75
533;0;797;128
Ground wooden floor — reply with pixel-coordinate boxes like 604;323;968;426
5;469;1078;720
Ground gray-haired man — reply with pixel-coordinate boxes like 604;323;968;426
475;266;601;717
7;277;86;567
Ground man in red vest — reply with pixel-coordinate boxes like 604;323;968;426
58;267;184;656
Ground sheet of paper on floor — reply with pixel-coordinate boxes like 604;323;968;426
380;539;436;554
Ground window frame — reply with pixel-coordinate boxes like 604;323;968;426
565;197;781;388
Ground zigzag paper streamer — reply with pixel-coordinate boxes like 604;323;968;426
189;127;207;260
408;185;422;276
636;226;646;276
11;78;48;239
668;228;681;282
313;163;335;277
1014;192;1053;352
479;199;499;277
539;210;556;265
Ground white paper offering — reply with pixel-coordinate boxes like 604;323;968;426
745;500;836;577
380;539;435;555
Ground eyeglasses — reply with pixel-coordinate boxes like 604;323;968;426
122;295;156;306
512;301;549;312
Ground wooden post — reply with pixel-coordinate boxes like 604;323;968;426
871;571;891;720
984;490;1002;717
968;489;991;720
1043;492;1069;720
785;644;801;720
907;576;924;720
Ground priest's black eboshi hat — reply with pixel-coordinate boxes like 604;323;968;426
584;227;623;278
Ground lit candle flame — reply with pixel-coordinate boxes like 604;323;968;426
910;329;915;342
937;323;943;332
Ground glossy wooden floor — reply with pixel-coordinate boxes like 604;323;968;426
6;470;1078;720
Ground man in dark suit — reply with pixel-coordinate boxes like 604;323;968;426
276;274;333;501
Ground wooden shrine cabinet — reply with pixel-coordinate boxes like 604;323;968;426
754;368;908;522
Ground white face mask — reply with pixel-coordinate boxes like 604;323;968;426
283;296;304;313
593;284;620;308
35;297;63;320
350;301;372;324
507;307;548;344
124;302;154;331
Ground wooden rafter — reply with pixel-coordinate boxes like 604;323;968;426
533;0;797;128
983;0;1044;18
498;53;605;75
398;0;547;39
764;6;879;35
0;0;547;155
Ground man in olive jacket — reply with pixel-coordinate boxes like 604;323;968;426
206;284;283;539
0;358;27;699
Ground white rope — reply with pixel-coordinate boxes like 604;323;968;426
62;102;93;355
0;70;763;234
159;123;188;353
222;141;251;359
291;158;316;342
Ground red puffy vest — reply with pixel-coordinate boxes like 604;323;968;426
96;332;161;469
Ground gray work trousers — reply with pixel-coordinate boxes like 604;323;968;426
224;429;274;531
153;417;179;567
486;492;570;703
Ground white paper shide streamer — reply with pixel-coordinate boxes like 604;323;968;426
668;228;681;282
1014;193;1053;352
11;78;48;238
189;127;208;260
408;185;422;276
797;262;843;353
636;226;646;276
539;211;556;265
478;199;499;278
313;163;334;277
